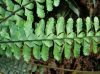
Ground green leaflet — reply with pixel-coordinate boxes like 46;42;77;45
93;39;98;54
0;6;5;21
5;11;14;21
56;17;64;35
41;18;54;61
24;20;33;37
66;18;73;33
76;18;83;35
35;19;45;38
14;5;24;16
25;7;33;18
66;18;75;38
86;17;94;36
64;42;71;59
25;33;35;47
0;28;10;40
34;41;42;46
15;0;22;4
41;44;49;61
76;18;85;38
6;0;14;11
53;0;60;7
36;2;45;18
83;38;90;56
25;3;34;9
22;0;34;10
5;46;12;58
0;44;7;50
43;34;54;47
92;17;100;54
86;17;92;33
12;44;21;60
24;8;34;47
14;15;25;27
77;32;85;38
74;18;84;58
33;19;44;60
34;19;45;46
74;41;81;58
94;17;99;32
14;15;26;41
92;37;98;54
55;17;64;46
67;32;75;39
10;23;19;41
46;0;53;11
87;31;94;36
54;17;64;61
55;33;65;45
96;31;100;36
16;43;22;48
33;44;41;60
45;17;55;36
36;0;45;3
42;17;54;47
23;44;31;62
22;0;30;5
4;11;10;17
0;7;5;17
53;43;62;61
18;27;26;40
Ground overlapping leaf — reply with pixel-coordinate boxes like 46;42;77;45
53;17;64;61
41;17;55;61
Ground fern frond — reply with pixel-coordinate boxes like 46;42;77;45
0;16;100;62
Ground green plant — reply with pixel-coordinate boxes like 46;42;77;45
0;0;80;61
0;16;100;62
0;0;79;22
0;0;100;74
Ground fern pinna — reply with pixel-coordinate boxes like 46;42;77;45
0;0;100;62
